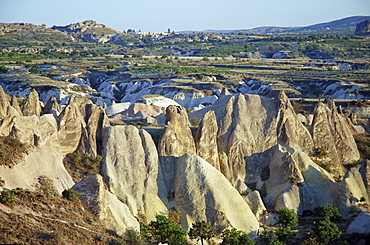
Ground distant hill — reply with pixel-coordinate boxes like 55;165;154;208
180;16;370;35
51;20;138;45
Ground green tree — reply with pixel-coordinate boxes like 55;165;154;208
314;205;342;221
0;190;15;206
188;221;214;245
277;207;298;228
149;215;187;245
221;228;255;245
0;65;9;73
29;65;41;74
312;218;341;244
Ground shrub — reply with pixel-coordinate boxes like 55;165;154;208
188;221;214;245
0;65;9;73
221;228;255;245
314;205;342;221
312;218;341;244
149;215;187;245
0;190;15;206
277;207;298;228
29;65;41;74
62;189;81;202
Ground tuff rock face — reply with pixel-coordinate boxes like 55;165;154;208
58;95;109;156
158;105;197;195
72;174;140;236
0;85;10;118
192;92;313;185
22;89;42;117
194;110;220;170
101;125;168;221
0;114;74;192
311;99;360;178
174;154;259;236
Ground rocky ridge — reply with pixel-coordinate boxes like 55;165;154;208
0;86;369;240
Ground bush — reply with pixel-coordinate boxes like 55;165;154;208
29;65;40;74
62;189;81;202
0;190;15;206
188;221;214;245
314;205;342;221
277;207;298;228
221;228;255;245
149;215;187;245
0;65;9;73
312;218;341;244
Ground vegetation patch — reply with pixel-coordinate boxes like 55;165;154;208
0;176;120;244
63;151;103;182
0;135;28;167
354;132;370;160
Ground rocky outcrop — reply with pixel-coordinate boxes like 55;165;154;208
72;174;140;236
260;145;368;215
58;95;109;156
192;92;313;185
0;86;10;119
244;190;267;222
355;20;370;36
174;154;259;236
77;103;110;157
311;99;360;178
22;89;42;117
194;110;220;170
10;95;23;116
346;210;370;233
158;105;196;195
101;125;168;221
0;114;74;192
43;96;61;115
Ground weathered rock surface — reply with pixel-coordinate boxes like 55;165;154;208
77;103;110;157
311;99;360;178
101;125;168;221
174;154;259;236
355;20;370;36
72;174;139;236
158;105;196;194
0;86;10;119
191;92;313;185
261;145;368;215
346;210;370;233
360;160;370;199
43;96;62;115
10;95;23;117
123;103;162;118
194;110;220;170
0;114;74;192
58;95;109;156
244;190;267;222
22;89;42;117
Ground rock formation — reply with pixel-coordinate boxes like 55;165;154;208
72;174;140;236
311;99;360;178
355;20;370;36
22;89;42;117
158;105;196;195
174;154;259;236
192;92;313;185
0;114;74;192
101;125;168;221
194;110;220;170
43;96;62;115
0;85;10;118
10;95;23;116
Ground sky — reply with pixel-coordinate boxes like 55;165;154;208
0;0;369;33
